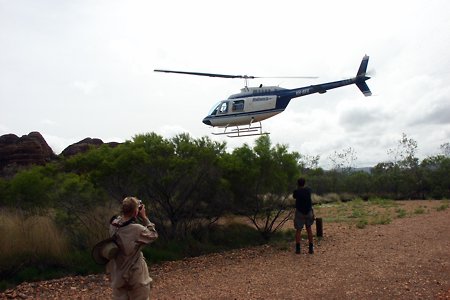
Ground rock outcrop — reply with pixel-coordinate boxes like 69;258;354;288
60;137;104;157
60;138;120;157
0;132;57;176
0;132;120;177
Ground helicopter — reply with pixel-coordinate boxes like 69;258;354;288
155;55;372;137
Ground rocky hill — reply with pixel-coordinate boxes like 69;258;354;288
60;137;120;157
0;132;119;177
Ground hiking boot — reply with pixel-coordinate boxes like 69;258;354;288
308;243;314;254
295;243;301;254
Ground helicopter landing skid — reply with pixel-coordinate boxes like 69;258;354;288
212;122;270;138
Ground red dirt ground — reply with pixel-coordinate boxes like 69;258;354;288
2;201;449;299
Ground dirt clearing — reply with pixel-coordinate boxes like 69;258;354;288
2;200;449;299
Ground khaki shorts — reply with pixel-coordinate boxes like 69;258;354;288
294;210;314;229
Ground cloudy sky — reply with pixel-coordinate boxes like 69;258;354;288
1;0;449;168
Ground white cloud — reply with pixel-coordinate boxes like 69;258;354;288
40;119;57;126
71;80;98;95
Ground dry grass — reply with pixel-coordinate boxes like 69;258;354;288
73;205;119;247
0;210;69;263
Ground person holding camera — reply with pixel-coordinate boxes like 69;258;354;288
107;196;158;300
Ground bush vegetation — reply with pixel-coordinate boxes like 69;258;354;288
0;132;449;290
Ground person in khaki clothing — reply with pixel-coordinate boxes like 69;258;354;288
107;197;158;300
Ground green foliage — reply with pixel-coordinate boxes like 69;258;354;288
420;155;450;199
350;207;366;219
223;135;300;240
370;214;392;225
0;130;449;290
136;223;264;263
62;133;232;241
343;171;372;195
314;197;407;228
368;197;397;207
133;133;230;239
396;208;407;218
356;218;368;229
4;166;55;209
143;241;185;263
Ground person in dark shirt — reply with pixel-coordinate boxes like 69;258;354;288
293;177;314;254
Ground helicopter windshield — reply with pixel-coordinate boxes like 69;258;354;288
208;101;229;116
207;102;221;116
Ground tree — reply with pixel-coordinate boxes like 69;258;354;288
327;147;358;193
133;133;230;239
440;142;450;157
53;172;108;247
384;133;420;199
420;155;450;199
371;162;398;198
302;167;328;195
343;171;372;197
224;135;300;240
298;154;320;173
390;133;419;170
328;147;358;173
5;166;55;210
63;143;139;202
63;132;230;240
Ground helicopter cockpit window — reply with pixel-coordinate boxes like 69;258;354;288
218;102;228;114
208;102;221;116
232;100;244;112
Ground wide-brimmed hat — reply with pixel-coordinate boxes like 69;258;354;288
91;237;119;265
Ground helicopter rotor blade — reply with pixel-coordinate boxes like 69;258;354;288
257;76;319;79
154;69;255;79
154;69;317;79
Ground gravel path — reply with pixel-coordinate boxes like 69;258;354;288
2;205;449;299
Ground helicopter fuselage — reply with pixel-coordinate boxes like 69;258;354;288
202;87;285;127
155;55;372;135
202;76;368;128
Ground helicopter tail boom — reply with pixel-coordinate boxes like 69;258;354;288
287;55;372;101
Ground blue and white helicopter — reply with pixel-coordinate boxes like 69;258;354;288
155;55;371;137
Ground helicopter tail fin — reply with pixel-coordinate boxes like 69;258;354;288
355;55;372;97
356;81;372;97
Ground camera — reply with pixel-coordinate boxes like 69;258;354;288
138;200;143;211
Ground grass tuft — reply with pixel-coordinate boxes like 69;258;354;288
414;207;425;214
436;203;449;211
370;214;392;225
395;208;407;218
356;219;368;229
